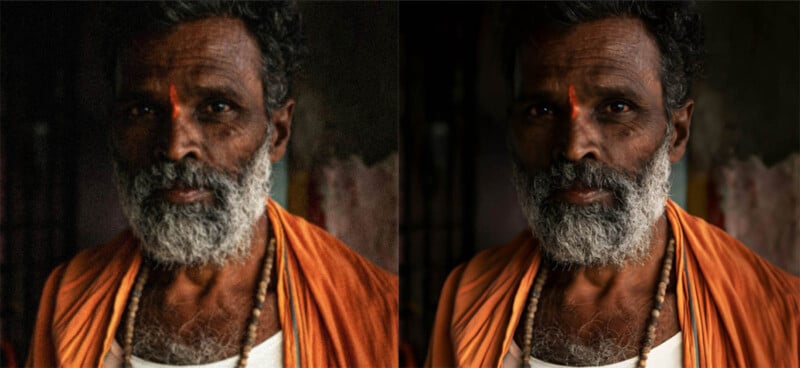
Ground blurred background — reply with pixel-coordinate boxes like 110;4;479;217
400;1;799;366
0;2;398;364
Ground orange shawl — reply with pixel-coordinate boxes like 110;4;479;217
27;199;398;367
426;200;800;367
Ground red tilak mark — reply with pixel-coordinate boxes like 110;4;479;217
169;84;181;120
568;84;579;120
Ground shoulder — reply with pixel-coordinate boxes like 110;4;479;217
671;202;800;325
455;230;535;286
54;229;140;286
670;202;800;361
435;230;536;311
28;230;140;366
674;204;799;294
275;204;398;301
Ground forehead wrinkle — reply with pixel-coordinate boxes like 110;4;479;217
127;52;258;78
522;64;651;97
520;54;660;101
123;18;262;81
518;17;662;90
119;65;253;95
120;44;262;100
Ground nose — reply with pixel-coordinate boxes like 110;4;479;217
157;85;202;161
161;117;202;161
557;88;600;162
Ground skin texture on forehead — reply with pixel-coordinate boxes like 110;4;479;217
516;17;662;97
121;17;263;90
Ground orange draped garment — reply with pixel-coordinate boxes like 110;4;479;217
27;199;398;367
426;200;800;367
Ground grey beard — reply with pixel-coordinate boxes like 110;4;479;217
512;137;671;268
530;322;638;366
113;136;273;268
132;322;237;365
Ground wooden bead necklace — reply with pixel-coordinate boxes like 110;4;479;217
122;235;277;368
520;237;675;368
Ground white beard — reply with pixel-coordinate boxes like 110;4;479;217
113;134;273;268
512;135;672;268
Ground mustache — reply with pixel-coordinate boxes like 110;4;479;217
116;159;240;204
529;158;640;200
140;160;235;189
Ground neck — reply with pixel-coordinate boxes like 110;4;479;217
147;214;270;302
546;215;671;303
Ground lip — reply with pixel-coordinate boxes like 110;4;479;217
159;187;212;204
556;187;612;205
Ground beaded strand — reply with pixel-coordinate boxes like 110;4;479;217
638;237;675;367
123;264;149;368
521;264;549;368
238;237;276;367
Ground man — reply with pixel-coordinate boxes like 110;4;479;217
27;2;397;367
427;2;799;367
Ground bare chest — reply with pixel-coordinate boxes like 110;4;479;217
514;291;680;366
118;289;281;365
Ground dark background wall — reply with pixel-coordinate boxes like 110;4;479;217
0;2;398;363
400;1;799;365
692;1;799;170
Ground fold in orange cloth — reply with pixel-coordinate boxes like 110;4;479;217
426;200;800;367
28;199;398;367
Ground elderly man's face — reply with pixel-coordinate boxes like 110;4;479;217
510;18;681;267
113;17;270;191
111;17;279;267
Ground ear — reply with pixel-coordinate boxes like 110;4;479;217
268;99;295;162
668;99;693;163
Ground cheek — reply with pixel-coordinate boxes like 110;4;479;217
607;131;663;170
510;121;554;166
203;122;268;172
113;123;157;164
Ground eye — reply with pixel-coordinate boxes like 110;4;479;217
602;101;634;114
527;103;557;118
127;104;157;119
204;101;233;114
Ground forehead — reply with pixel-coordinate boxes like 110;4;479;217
118;17;262;89
516;17;662;95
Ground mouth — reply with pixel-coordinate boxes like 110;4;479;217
157;182;213;204
554;184;613;205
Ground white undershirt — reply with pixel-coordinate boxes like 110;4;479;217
502;332;682;368
103;331;283;368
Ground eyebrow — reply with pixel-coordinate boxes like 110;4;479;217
587;84;646;100
515;84;646;103
183;84;247;102
514;89;559;103
114;89;157;104
115;84;247;104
